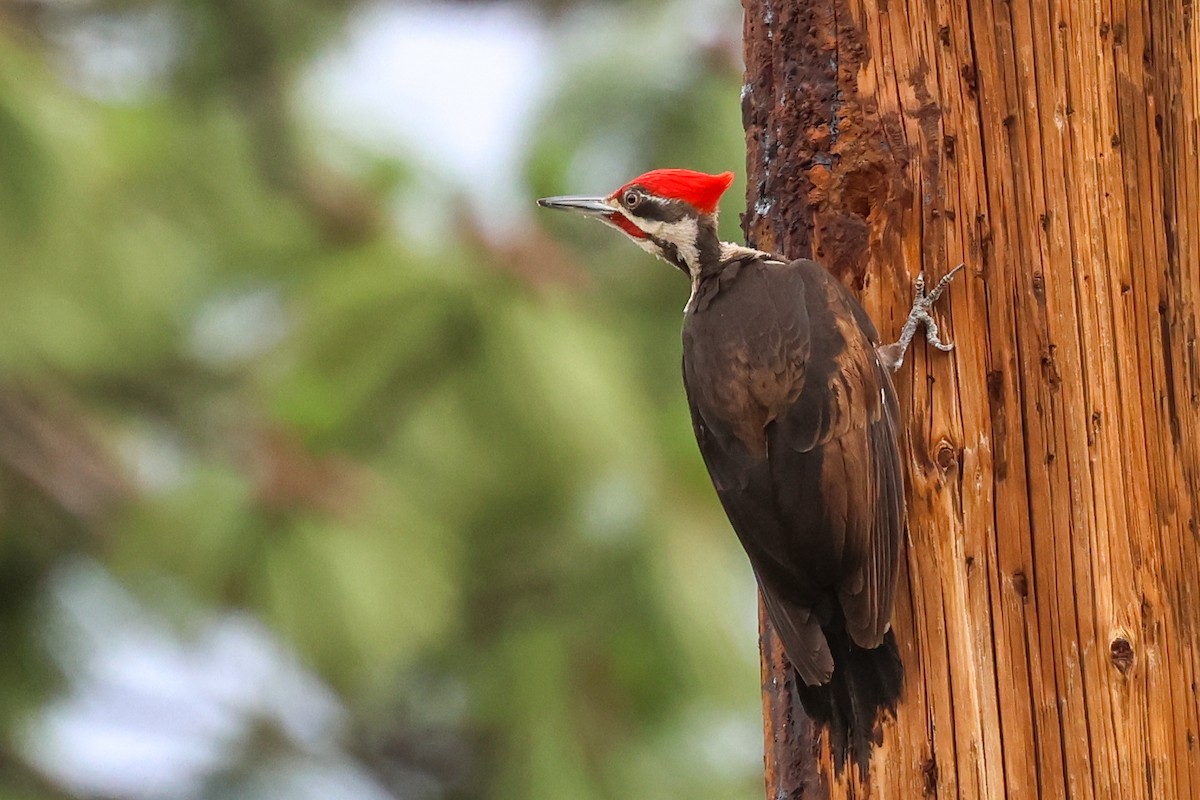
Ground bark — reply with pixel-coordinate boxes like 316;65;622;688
741;0;1200;797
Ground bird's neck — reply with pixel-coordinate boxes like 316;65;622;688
655;216;779;279
658;216;729;278
717;241;780;266
691;217;725;277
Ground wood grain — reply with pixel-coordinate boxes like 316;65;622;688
742;0;1200;796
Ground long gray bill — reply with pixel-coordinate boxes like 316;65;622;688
536;195;612;215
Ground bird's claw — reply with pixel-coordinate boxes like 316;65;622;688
879;263;965;373
923;263;964;305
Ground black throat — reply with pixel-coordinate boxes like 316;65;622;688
694;217;723;277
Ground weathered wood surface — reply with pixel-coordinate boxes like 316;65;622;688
741;0;1200;796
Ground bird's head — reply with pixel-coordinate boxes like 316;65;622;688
537;168;735;275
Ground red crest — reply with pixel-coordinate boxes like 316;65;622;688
613;169;735;214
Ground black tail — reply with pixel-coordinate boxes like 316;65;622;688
791;624;903;776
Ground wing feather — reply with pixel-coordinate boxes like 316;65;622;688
683;257;904;680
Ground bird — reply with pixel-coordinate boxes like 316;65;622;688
538;168;961;772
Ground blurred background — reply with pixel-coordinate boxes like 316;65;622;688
0;1;761;797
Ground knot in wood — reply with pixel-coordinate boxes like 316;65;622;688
1110;637;1136;674
934;440;958;472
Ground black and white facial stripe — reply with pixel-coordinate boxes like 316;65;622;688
614;186;723;278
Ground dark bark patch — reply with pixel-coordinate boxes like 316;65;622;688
921;755;938;795
1040;345;1062;390
1011;570;1029;600
960;64;978;98
1160;301;1182;445
742;0;912;296
986;370;1008;480
1088;410;1102;446
815;215;870;288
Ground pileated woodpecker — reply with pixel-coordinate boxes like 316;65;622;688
538;169;960;771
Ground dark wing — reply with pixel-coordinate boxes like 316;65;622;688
767;262;904;648
683;259;904;684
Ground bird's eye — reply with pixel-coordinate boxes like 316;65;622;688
623;190;641;209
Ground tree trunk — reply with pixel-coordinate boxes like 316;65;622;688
741;0;1200;796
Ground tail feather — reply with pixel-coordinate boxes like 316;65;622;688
791;624;903;776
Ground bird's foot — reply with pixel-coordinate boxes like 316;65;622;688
877;263;965;373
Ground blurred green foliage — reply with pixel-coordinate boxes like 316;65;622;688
0;2;760;798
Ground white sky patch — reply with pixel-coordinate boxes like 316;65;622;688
301;1;550;233
188;287;290;367
20;561;376;800
688;710;763;779
115;421;188;493
49;6;180;104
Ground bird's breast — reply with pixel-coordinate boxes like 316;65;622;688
683;273;809;456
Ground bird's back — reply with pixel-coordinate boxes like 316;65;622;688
682;256;905;772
